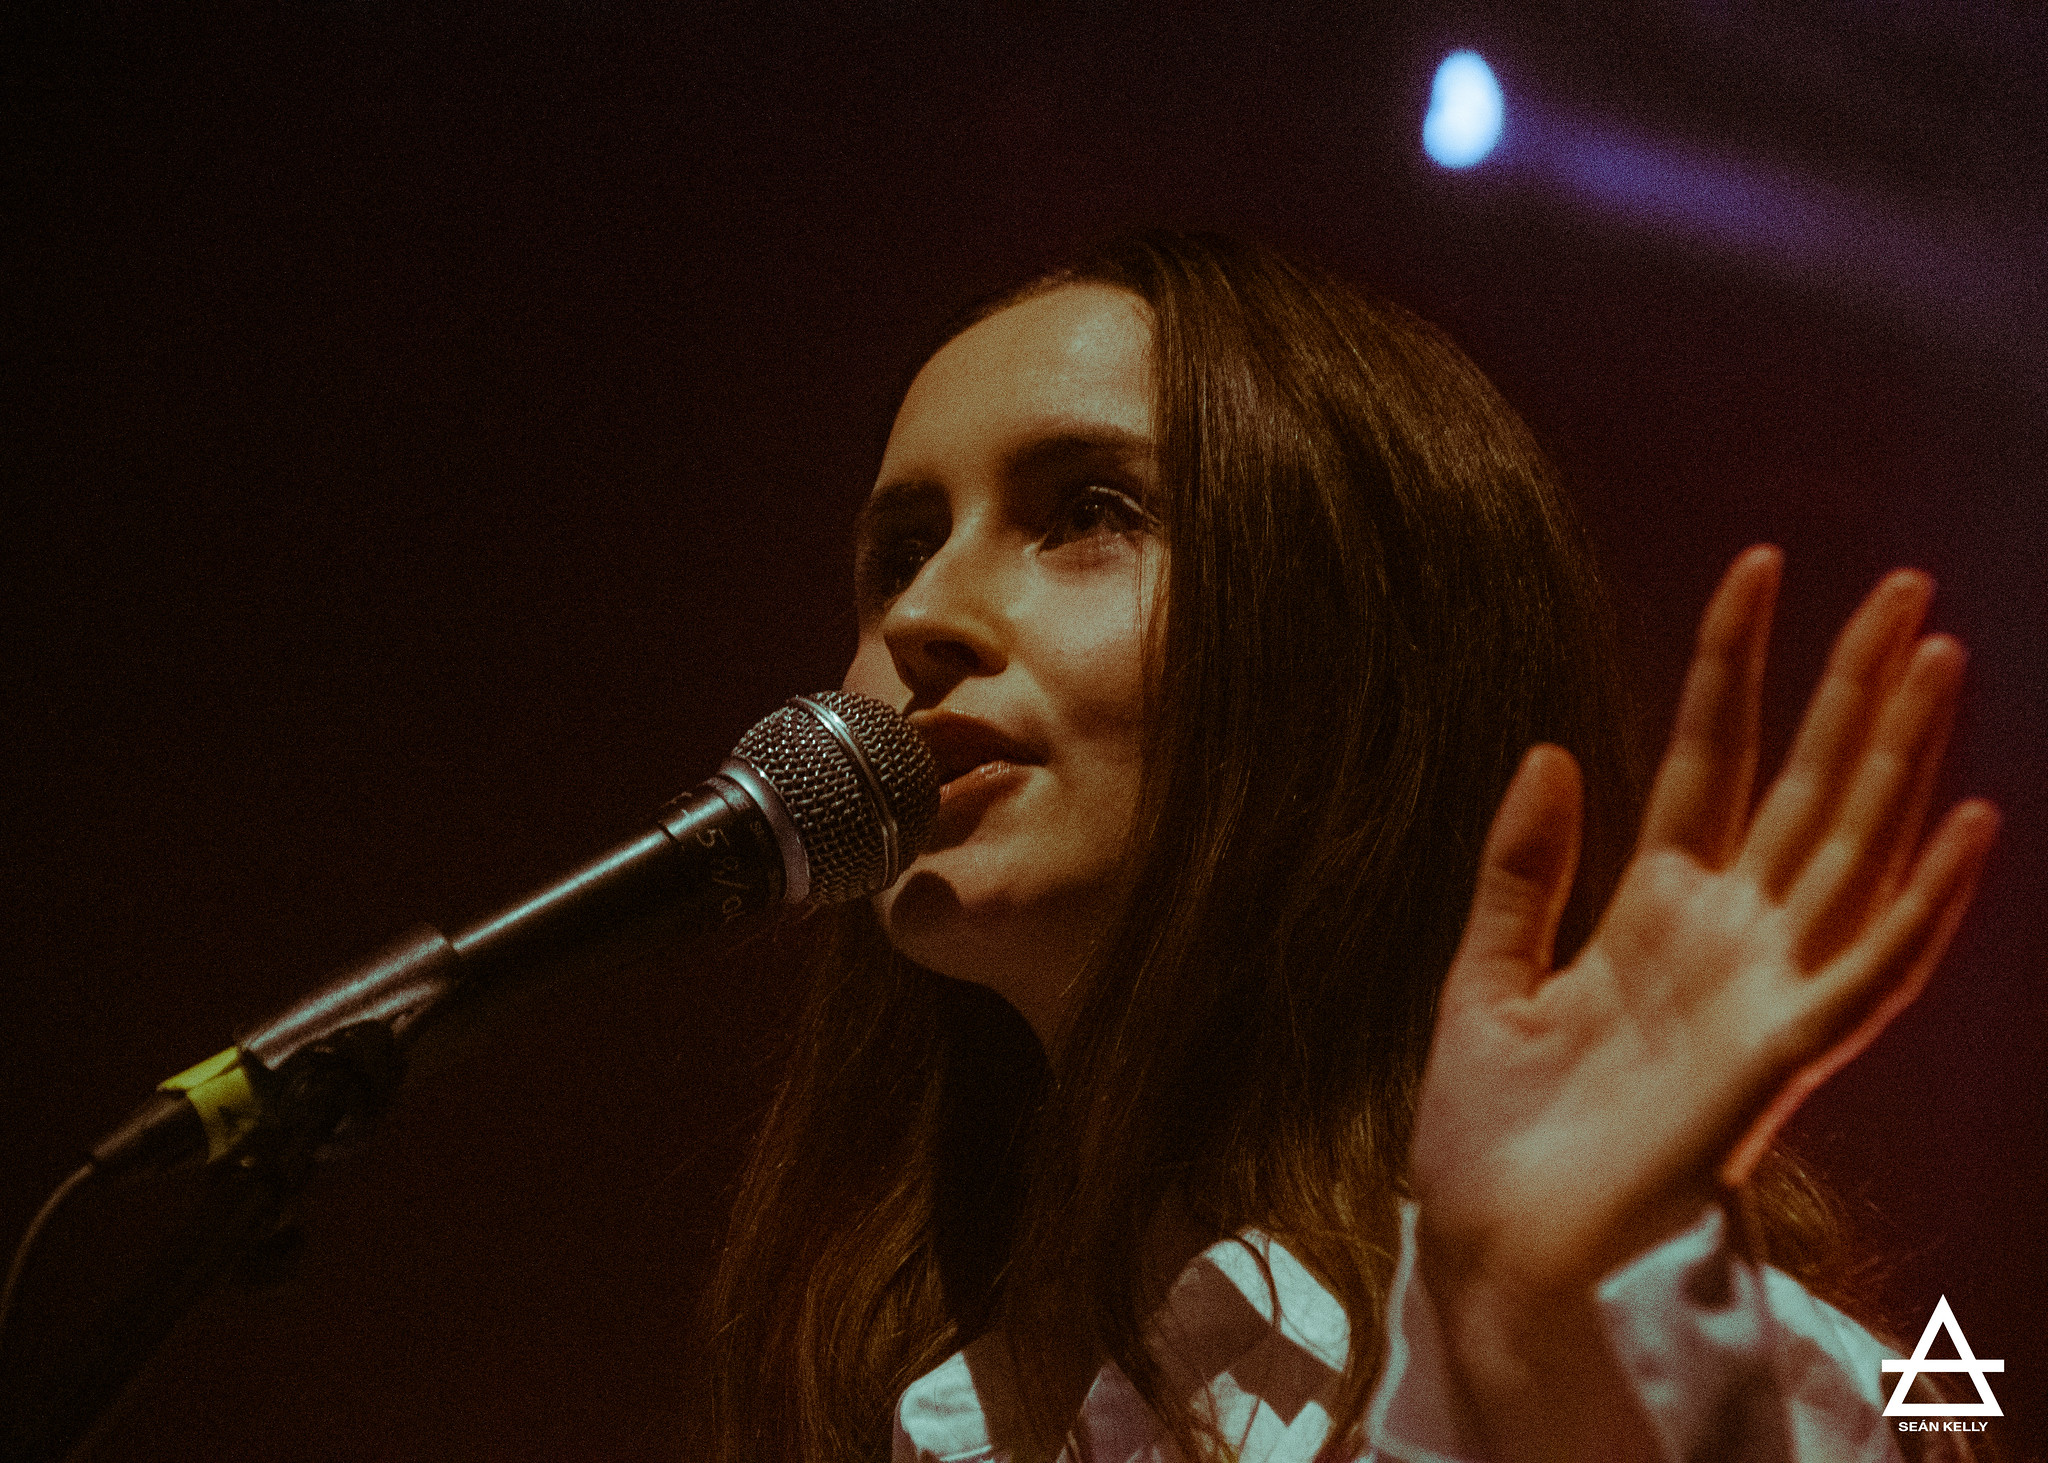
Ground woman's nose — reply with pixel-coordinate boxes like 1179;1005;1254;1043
881;536;1010;702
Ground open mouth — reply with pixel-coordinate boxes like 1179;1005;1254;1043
937;759;1027;804
911;712;1043;798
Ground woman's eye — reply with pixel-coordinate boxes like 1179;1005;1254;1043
857;533;939;603
1042;486;1154;550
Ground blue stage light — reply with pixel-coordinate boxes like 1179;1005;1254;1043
1423;51;1504;169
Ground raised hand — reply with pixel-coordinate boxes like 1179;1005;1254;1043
1407;548;1999;1460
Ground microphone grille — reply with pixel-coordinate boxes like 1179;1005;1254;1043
730;691;939;905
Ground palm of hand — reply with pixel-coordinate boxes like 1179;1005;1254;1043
1412;549;1997;1306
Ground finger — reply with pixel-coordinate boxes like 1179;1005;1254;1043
1451;744;1583;996
1720;798;1996;1189
1639;546;1780;866
1801;798;1998;1048
1789;636;1966;970
1870;667;1955;910
1738;569;1934;896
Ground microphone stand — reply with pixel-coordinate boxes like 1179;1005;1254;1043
3;1024;405;1463
2;690;933;1459
2;779;790;1463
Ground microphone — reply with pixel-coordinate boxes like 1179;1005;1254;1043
87;690;940;1177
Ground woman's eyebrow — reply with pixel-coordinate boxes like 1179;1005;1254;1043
857;477;946;532
862;426;1153;524
1005;425;1154;480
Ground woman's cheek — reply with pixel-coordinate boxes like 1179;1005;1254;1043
1061;548;1156;698
841;626;903;704
1041;599;1150;793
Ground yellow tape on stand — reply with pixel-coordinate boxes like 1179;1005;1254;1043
159;1047;261;1162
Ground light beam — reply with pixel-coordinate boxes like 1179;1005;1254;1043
1423;51;1504;169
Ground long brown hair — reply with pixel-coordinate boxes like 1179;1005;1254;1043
702;232;1861;1460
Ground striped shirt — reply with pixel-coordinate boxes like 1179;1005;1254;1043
894;1203;1899;1462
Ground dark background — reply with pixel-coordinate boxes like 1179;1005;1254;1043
5;2;2043;1457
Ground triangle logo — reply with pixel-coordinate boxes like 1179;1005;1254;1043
1881;1296;2004;1417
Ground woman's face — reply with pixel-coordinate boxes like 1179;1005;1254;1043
843;283;1161;1042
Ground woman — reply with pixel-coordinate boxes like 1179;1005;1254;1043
702;232;1998;1460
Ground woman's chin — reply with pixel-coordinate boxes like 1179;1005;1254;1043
874;864;1078;1003
876;864;1013;968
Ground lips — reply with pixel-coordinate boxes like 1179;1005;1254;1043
911;712;1043;790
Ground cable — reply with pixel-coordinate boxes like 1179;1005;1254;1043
0;1163;96;1357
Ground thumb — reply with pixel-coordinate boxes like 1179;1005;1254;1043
1454;744;1584;993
